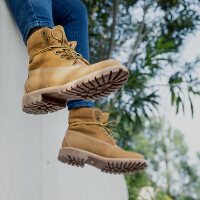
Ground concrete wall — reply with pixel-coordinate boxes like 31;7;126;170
0;1;129;199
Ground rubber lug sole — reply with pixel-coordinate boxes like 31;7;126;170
22;65;129;115
58;147;148;175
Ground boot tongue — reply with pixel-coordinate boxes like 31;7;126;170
68;41;77;49
102;113;109;123
51;25;69;46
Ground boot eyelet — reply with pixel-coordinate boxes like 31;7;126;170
96;117;100;120
60;54;65;58
45;37;50;43
96;111;99;115
42;31;47;37
55;51;59;55
66;57;71;60
101;128;104;131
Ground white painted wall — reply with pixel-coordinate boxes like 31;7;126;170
0;1;129;199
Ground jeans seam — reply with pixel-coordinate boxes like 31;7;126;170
52;1;79;52
28;0;37;23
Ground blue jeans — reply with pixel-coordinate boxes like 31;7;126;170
6;0;95;111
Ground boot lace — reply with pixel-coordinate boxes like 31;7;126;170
29;27;89;65
69;120;118;139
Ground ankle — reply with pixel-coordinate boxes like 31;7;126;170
28;27;43;38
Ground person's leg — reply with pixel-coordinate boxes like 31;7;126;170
52;0;146;174
52;0;94;111
6;0;55;45
6;0;93;112
52;0;89;61
7;0;128;115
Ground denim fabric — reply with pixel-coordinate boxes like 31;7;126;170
6;0;55;45
6;0;95;111
52;0;89;61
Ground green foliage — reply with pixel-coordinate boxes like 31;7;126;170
125;117;200;199
82;0;200;199
82;0;200;119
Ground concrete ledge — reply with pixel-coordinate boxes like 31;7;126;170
0;1;128;199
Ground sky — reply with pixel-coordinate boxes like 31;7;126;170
161;29;200;162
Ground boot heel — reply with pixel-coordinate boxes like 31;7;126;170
22;93;66;114
58;148;87;168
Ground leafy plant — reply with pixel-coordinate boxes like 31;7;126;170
82;0;200;199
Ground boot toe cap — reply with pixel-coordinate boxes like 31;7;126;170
91;59;123;69
131;152;145;160
123;150;145;160
116;147;145;160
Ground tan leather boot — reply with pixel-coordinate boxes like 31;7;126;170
58;108;147;174
23;26;129;115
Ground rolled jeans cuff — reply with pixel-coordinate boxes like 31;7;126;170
23;21;55;45
67;100;95;111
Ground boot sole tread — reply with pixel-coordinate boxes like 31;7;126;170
58;147;148;175
22;65;129;115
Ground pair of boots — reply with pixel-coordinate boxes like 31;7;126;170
23;25;147;174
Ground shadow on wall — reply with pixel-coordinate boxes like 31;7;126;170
0;1;128;200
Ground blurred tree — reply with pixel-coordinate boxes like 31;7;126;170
81;0;200;199
125;117;200;200
82;0;200;120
